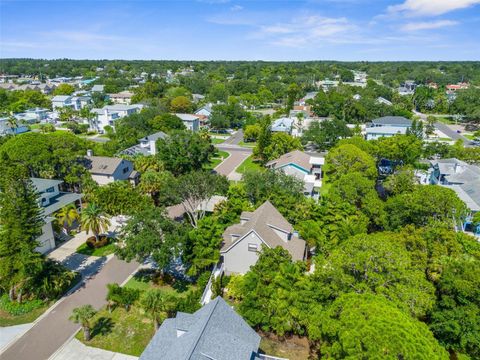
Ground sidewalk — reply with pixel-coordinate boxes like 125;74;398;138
50;338;138;360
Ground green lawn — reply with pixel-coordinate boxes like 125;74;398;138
236;155;263;174
204;150;230;171
238;140;256;148
0;303;51;327
211;138;225;144
464;134;478;140
125;271;196;295
76;305;155;356
435;116;456;125
76;242;117;257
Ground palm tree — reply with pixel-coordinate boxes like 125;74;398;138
69;305;96;341
6;115;18;130
81;203;111;242
140;289;176;330
56;204;80;233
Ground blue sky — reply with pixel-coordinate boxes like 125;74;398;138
1;0;479;60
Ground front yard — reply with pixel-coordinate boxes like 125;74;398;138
76;269;199;355
236;155;263;174
0;301;51;327
76;241;117;257
75;305;155;356
205;150;230;170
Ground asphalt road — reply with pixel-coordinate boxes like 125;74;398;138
413;109;472;147
1;257;139;360
434;121;472;146
222;129;243;145
215;130;252;179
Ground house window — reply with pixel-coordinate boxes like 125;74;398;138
46;186;55;193
123;167;129;174
248;243;258;252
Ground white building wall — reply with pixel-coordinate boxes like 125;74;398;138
35;222;55;254
222;231;264;275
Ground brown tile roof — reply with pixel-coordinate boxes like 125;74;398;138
221;201;306;261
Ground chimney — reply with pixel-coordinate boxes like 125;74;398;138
87;149;93;157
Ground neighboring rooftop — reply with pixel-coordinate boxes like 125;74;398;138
221;201;306;261
86;156;124;175
175;113;200;121
371;116;412;127
266;150;323;172
139;297;260;360
51;95;71;102
31;178;63;192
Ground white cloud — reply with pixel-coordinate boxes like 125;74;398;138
230;5;243;11
401;19;459;31
388;0;480;16
256;15;356;48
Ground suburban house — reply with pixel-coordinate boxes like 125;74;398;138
120;131;168;156
174;113;200;131
397;80;416;95
89;104;143;132
376;96;393;106
139;297;261;360
0;117;29;136
271;117;294;134
428;158;480;236
194;104;213;118
91;84;105;92
266;150;324;198
32;178;82;254
109;90;134;105
365;116;412;140
220;201;307;275
51;95;74;109
85;154;139;185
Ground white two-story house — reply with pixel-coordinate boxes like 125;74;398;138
174;113;200;131
31;178;83;254
90;104;143;132
86;153;139;185
266;150;325;198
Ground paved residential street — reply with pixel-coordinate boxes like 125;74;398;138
413;110;472;147
433;121;472;146
214;146;251;180
1;257;139;360
222;129;243;145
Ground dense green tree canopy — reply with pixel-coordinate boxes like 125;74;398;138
313;232;436;318
156;130;214;175
324;144;377;182
311;293;448;360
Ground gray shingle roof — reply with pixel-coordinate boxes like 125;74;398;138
266;150;312;172
86;156;124;175
371;116;412;126
143;131;168;142
221;201;306;261
140;297;260;360
31;178;63;192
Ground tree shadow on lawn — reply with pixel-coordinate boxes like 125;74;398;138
91;317;115;338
